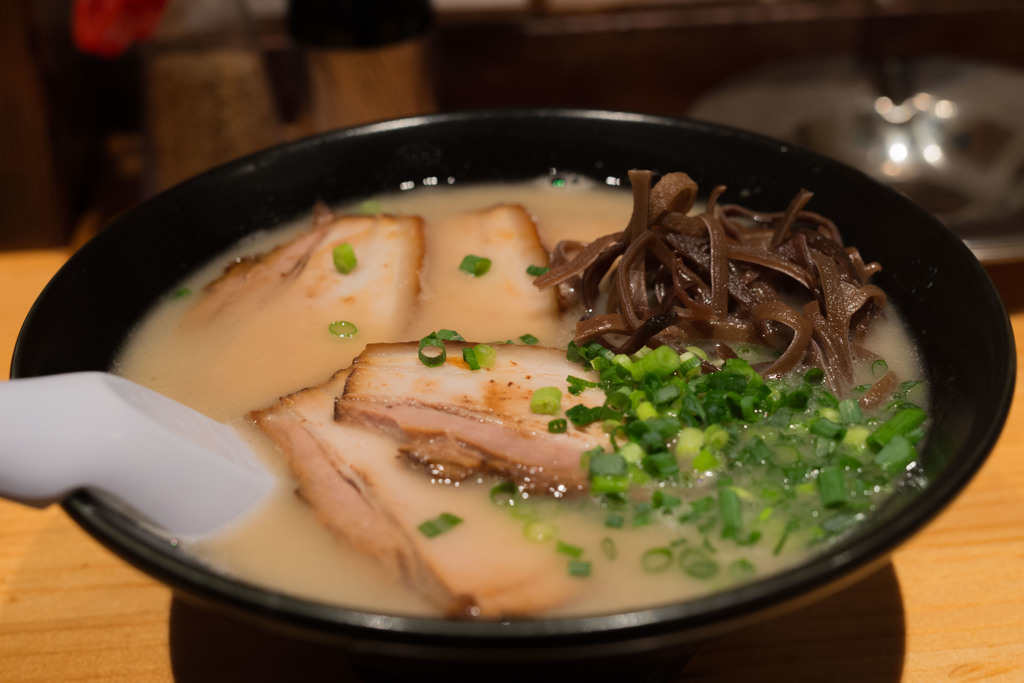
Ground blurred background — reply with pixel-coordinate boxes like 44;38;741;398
3;0;1023;258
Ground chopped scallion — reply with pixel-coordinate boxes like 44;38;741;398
523;520;557;542
718;487;743;539
417;332;446;367
526;264;550;276
568;559;592;577
459;254;492;277
642;547;673;573
418;512;463;538
566;404;601;426
729;558;756;580
357;199;384;214
328;320;358;338
556;540;584;558
530;386;562;414
436;329;464;341
873;434;917;474
489;481;517;506
867;408;927;452
817;466;847;508
332;242;357;274
678;548;718;579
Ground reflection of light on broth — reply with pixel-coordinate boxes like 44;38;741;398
114;179;926;618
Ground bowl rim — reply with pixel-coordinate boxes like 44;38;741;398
13;107;1017;655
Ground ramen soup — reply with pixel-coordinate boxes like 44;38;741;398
114;173;929;618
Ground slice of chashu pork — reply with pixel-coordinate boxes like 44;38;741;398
337;341;606;495
173;206;426;413
183;204;425;338
408;202;560;341
252;354;602;617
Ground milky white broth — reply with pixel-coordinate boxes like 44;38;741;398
114;177;926;617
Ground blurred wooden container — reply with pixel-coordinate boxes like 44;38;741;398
287;0;437;134
0;2;67;250
143;0;283;193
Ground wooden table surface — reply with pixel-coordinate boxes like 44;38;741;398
2;248;1023;682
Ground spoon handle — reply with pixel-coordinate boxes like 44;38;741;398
0;372;274;537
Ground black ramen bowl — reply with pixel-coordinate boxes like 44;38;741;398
11;110;1014;676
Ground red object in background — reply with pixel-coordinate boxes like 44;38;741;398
72;0;169;58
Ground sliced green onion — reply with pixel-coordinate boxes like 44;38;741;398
566;374;599;396
589;450;626;476
652;384;681;406
556;540;584;558
867;408;927;451
171;287;192;299
566;404;601;426
328;320;358;338
635;401;658;421
489;481;517;506
704;424;730;450
838;398;863;424
678;548;718;579
332;242;357;274
548;418;567;433
568;559;592;577
675;427;705;457
357;199;384;214
436;329;464;341
772;443;801;465
873;434;918;475
692;448;720;471
459;254;492;277
523;520;557;542
729;558;756;580
817;466;847;508
842;425;871;449
809;417;846;440
519;333;539;345
591;474;630;495
652;490;681;510
473;344;496;368
417;333;446;367
530;386;562;414
418;512;463;538
462;346;480;370
601;537;617;560
718;487;743;539
773;519;799;555
872;358;889;378
642;547;673;573
605;513;625;528
804;368;825;384
639;345;682;379
526;264;550;276
642;450;679;478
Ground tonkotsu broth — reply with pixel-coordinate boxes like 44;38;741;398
114;177;926;617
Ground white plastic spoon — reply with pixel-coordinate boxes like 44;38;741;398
0;372;276;539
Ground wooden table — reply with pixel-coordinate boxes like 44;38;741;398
3;249;1023;682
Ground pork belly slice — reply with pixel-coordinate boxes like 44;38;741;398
336;342;606;495
184;208;425;337
409;203;559;342
252;371;579;617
